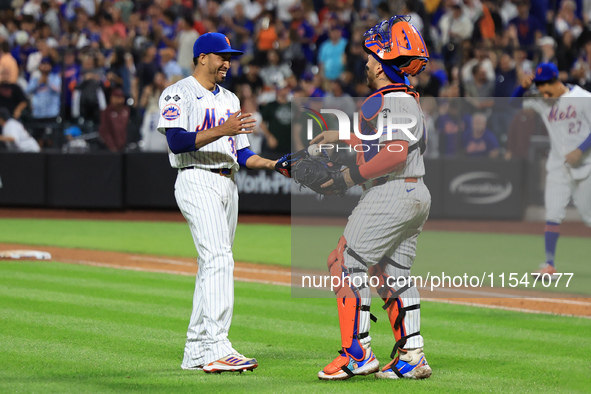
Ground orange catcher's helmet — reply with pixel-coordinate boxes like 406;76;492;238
364;15;429;77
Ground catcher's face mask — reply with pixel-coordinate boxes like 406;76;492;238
363;15;429;77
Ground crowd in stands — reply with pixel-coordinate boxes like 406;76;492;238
0;0;589;158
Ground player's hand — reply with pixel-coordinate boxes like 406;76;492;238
310;130;340;145
521;74;534;89
565;148;583;166
221;112;256;135
320;167;355;190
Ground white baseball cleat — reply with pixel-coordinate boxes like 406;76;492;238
375;348;432;380
203;353;258;373
318;346;380;380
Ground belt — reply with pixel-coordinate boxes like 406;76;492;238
361;176;418;191
179;167;233;176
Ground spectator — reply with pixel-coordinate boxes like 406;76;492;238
233;60;263;97
0;67;27;120
439;0;473;68
323;79;356;117
507;0;543;55
41;1;61;37
282;28;307;78
139;71;168;152
472;0;504;47
259;49;292;89
72;56;107;128
154;9;177;49
504;108;544;160
107;47;132;98
26;56;61;147
301;72;325;98
241;97;266;154
136;43;161;106
26;39;58;79
556;30;577;79
318;24;348;81
130;18;155;54
0;41;18;84
254;10;279;56
537;36;557;64
159;47;183;82
225;2;255;54
260;82;292;159
465;62;495;98
176;15;199;77
99;87;129;152
289;4;316;64
554;0;582;39
462;112;500;158
62;47;81;123
0;106;40;152
494;52;519;97
412;62;442;97
437;98;463;157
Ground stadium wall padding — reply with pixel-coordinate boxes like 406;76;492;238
0;152;527;219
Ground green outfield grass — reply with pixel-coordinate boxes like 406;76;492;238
0;218;588;295
293;226;591;296
0;218;291;266
0;259;589;393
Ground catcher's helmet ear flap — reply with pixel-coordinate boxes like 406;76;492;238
363;15;429;77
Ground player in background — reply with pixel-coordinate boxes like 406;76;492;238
309;16;432;380
157;33;285;373
513;62;591;278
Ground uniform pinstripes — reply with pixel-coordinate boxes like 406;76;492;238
341;90;430;351
524;90;591;226
545;162;591;225
157;76;248;368
177;169;239;367
344;180;431;349
375;93;425;178
157;76;250;171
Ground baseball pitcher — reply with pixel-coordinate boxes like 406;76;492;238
157;33;284;373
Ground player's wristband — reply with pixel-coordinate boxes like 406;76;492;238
237;147;256;168
577;133;591;153
348;164;367;185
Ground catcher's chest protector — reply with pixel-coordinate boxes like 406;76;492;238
358;84;424;163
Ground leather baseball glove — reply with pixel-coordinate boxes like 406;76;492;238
291;155;348;196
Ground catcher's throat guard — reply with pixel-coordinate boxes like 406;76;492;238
363;15;429;77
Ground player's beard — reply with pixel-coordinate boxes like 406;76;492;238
366;65;376;90
213;66;228;83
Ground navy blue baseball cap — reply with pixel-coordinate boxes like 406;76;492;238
533;62;559;82
193;33;244;58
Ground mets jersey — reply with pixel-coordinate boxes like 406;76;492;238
157;76;250;171
524;85;591;180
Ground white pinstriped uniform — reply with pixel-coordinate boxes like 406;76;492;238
157;76;250;367
524;86;591;225
347;92;430;349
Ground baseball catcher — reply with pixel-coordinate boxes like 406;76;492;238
281;15;433;381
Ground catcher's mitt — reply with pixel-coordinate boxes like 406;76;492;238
292;155;348;196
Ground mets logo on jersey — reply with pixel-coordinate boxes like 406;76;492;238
162;104;180;121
